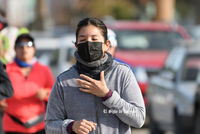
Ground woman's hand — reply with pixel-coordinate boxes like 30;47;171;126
36;89;48;100
72;119;97;134
76;71;109;97
0;99;7;112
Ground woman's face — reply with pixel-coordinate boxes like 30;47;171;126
15;38;35;62
76;25;110;54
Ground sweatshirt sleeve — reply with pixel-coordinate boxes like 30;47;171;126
45;78;74;134
0;61;14;100
102;69;146;128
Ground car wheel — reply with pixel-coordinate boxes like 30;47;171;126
174;113;182;134
148;105;164;134
149;117;164;134
174;113;190;134
195;108;200;134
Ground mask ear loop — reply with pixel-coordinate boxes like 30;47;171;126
101;40;110;58
105;40;111;52
73;41;78;49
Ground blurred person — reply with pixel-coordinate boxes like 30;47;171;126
45;17;145;134
0;35;14;134
0;36;13;105
107;29;117;58
0;9;19;64
107;28;135;74
0;34;9;64
0;10;8;31
0;60;13;134
1;26;19;63
0;29;55;134
0;22;3;32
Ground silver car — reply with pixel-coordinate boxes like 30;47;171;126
147;45;200;134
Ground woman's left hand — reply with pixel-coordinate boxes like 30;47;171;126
76;71;109;97
0;99;7;112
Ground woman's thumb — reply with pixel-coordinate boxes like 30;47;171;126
100;71;104;81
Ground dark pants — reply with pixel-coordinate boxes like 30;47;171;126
5;129;45;134
0;111;4;134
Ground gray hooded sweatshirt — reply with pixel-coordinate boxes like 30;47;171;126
45;52;146;134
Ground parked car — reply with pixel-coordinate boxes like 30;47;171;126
34;33;76;78
106;21;190;105
34;37;60;77
147;44;200;134
57;33;76;74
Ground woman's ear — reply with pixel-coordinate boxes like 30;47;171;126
105;40;111;50
75;42;78;49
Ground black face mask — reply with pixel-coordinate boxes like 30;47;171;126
77;41;103;62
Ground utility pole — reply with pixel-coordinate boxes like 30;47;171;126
193;0;200;24
35;0;44;30
154;0;175;22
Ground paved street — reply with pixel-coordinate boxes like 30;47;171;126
131;127;174;134
131;127;149;134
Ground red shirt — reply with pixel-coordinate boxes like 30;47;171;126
3;61;54;133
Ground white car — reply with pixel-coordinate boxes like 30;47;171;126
34;33;76;78
57;34;76;75
147;45;200;134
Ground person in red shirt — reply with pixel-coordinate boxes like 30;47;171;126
0;29;55;134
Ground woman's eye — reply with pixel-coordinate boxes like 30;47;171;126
79;39;85;42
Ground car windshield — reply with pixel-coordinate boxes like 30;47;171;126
181;54;200;81
115;30;184;50
35;49;59;77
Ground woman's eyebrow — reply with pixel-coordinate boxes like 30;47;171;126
91;35;99;37
78;34;100;38
78;35;85;38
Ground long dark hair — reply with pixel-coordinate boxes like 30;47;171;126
75;17;108;43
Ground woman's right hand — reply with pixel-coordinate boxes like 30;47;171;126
0;99;7;112
72;119;97;134
36;89;48;100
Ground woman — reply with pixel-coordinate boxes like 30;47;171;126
1;31;55;134
45;17;145;134
0;34;13;134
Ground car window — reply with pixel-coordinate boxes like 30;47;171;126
35;48;59;77
164;47;186;72
115;30;183;50
160;47;186;81
35;49;59;66
181;54;200;81
65;47;76;64
120;35;149;49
